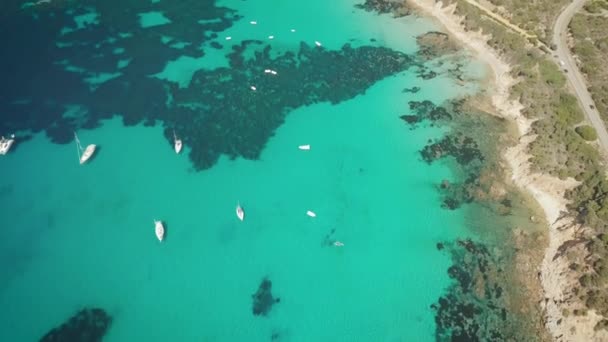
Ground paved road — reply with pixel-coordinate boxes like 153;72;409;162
553;0;608;152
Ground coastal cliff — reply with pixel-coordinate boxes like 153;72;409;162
406;0;608;340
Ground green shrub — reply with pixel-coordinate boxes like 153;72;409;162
576;125;598;141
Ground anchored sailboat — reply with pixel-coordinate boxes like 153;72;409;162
74;132;96;165
154;220;165;242
0;134;15;155
236;202;244;221
173;130;182;154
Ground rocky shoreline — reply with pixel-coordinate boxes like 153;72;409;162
404;0;608;340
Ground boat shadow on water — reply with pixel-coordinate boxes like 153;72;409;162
160;220;169;242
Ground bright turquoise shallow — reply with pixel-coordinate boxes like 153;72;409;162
0;1;484;341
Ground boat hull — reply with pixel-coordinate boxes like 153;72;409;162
154;220;165;242
80;144;96;164
175;140;182;154
298;144;310;151
236;206;244;221
0;138;14;155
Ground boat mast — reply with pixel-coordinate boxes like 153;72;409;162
74;132;82;161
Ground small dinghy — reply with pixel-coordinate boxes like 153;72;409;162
173;130;182;154
0;134;15;155
314;41;322;47
306;210;316;218
74;132;96;165
236;203;245;221
154;220;165;242
333;241;344;247
298;144;310;151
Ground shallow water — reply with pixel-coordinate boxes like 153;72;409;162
0;0;485;341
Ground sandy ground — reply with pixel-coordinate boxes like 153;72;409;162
405;0;608;340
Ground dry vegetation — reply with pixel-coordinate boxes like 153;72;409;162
483;0;570;45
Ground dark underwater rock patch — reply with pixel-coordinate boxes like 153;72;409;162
401;86;420;93
354;0;411;17
39;307;112;342
432;239;516;341
252;277;280;317
171;43;414;170
416;31;459;60
421;133;484;166
417;68;437;80
400;100;453;127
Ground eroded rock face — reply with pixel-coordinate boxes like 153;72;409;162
252;277;280;316
39;308;112;342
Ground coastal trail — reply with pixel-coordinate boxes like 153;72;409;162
553;0;608;155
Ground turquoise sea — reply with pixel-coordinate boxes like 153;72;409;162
0;0;488;341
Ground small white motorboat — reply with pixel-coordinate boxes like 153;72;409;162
333;241;344;247
225;36;232;40
236;203;245;221
154;220;165;242
290;29;296;33
298;144;310;151
314;41;322;47
268;35;274;40
306;210;316;218
250;21;257;25
250;86;257;91
0;134;15;155
173;130;182;154
75;132;96;165
270;70;277;75
264;69;272;73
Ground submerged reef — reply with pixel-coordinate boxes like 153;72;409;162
416;31;459;60
421;133;484;166
0;0;416;171
39;308;112;342
171;43;414;170
433;239;545;341
354;0;411;16
252;277;280;317
432;239;508;341
400;100;453;127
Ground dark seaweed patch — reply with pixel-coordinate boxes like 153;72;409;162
420;133;484;165
401;86;420;93
252;277;280;317
432;239;521;342
0;1;415;171
400;100;453;128
354;0;411;16
39;307;112;342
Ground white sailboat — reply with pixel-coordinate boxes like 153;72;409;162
236;203;245;221
154;220;165;242
173;130;182;154
0;134;15;155
74;132;96;165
